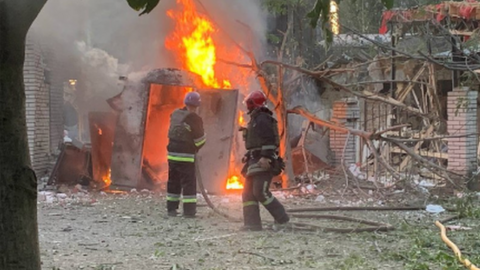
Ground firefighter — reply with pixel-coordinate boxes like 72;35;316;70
240;90;290;231
166;91;206;218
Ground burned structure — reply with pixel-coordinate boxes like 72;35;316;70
50;68;240;194
107;68;239;193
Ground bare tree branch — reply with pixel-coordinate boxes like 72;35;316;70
384;133;478;142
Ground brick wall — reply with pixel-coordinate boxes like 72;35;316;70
364;100;390;133
24;39;51;177
447;88;478;175
330;99;360;166
42;48;64;153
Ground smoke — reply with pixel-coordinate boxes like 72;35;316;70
197;0;268;55
30;0;267;106
75;41;130;78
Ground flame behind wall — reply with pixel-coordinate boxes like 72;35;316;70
32;0;267;190
165;0;269;190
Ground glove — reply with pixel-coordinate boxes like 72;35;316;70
242;154;249;163
257;157;271;170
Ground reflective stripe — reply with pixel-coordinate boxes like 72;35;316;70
168;155;194;162
183;198;197;203
167;152;195;163
242;201;258;207
183;195;197;203
168;152;195;158
184;123;192;132
167;193;181;198
261;181;274;205
261;196;275;205
247;164;269;176
263;181;269;199
195;138;206;147
194;134;206;147
167;196;181;202
261;145;277;150
194;134;206;143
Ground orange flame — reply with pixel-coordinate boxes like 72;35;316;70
226;175;244;190
166;0;231;89
98;128;103;135
102;169;111;187
238;111;245;126
166;0;246;190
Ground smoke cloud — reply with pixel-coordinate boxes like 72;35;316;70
30;0;267;107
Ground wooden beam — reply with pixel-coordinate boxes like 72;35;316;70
398;126;434;170
397;62;428;103
391;147;448;159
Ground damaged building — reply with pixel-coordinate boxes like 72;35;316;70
31;1;480;193
299;1;480;188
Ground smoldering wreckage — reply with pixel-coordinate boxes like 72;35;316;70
43;0;480;223
46;67;398;232
36;0;480;268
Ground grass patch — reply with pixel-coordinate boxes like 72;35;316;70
380;194;480;269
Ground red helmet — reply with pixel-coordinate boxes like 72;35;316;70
244;91;267;111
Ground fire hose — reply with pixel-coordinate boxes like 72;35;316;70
195;160;241;222
195;160;397;232
435;220;479;270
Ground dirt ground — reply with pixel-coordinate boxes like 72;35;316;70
38;187;480;270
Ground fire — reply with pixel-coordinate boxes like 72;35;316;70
102;169;112;187
238;111;245;126
98;128;103;135
166;0;247;190
226;175;244;190
330;1;339;35
166;0;231;89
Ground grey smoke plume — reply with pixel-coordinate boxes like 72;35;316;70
30;0;267;112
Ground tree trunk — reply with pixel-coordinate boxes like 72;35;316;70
274;67;294;188
0;1;47;269
0;29;42;270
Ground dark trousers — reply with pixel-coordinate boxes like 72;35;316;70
167;161;197;215
242;172;289;228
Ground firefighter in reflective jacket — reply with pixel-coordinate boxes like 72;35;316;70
240;90;290;231
166;91;206;218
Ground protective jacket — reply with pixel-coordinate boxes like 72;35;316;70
167;107;206;162
242;107;281;176
241;106;289;230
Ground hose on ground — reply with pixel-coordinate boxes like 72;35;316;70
435;220;479;270
195;160;396;232
287;206;426;212
195;161;241;222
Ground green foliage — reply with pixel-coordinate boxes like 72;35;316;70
454;96;471;116
306;0;394;44
266;34;281;45
262;0;302;15
383;219;480;270
306;0;332;40
334;253;369;269
338;0;386;34
126;0;160;15
381;0;395;9
455;192;480;218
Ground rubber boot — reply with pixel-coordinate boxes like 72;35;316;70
263;197;290;224
241;204;262;231
183;202;196;218
167;201;180;216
